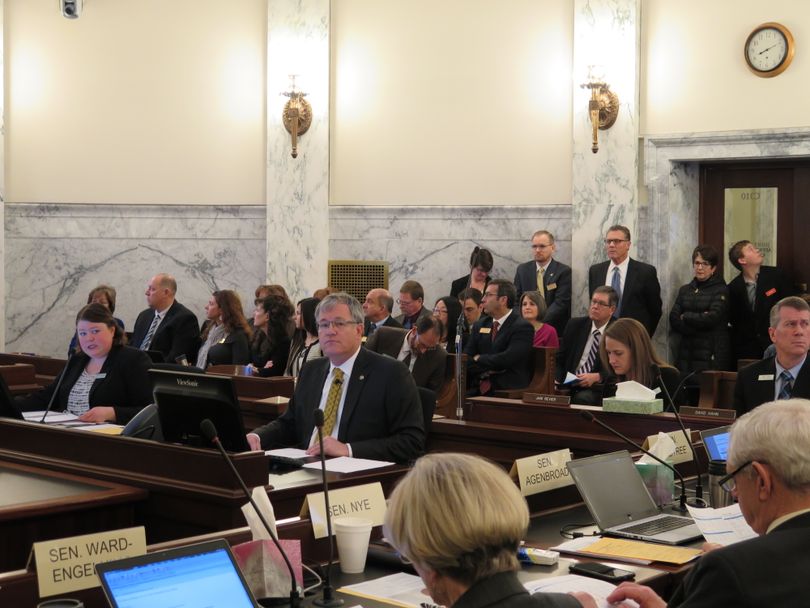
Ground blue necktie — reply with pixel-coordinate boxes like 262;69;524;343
778;370;794;400
611;267;622;317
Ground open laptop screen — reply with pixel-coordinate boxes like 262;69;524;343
700;425;731;461
96;540;257;608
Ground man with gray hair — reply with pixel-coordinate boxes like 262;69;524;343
602;399;810;607
247;292;424;464
733;295;810;416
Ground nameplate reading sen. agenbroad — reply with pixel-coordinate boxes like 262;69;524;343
33;526;146;598
302;482;386;539
510;449;573;497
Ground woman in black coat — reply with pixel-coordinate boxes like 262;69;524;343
669;245;732;378
16;303;153;425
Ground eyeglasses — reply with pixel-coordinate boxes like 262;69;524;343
316;320;361;331
531;244;552;250
693;261;713;268
396;298;418;305
717;461;753;492
604;238;629;246
590;299;612;308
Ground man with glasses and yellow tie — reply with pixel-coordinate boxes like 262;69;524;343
590;399;810;607
246;293;424;464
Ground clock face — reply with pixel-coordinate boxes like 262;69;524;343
746;26;791;74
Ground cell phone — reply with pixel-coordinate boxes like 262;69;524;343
569;561;635;583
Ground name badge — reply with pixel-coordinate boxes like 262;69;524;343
479;327;491;334
758;374;774;381
765;288;777;297
547;283;557;291
95;373;106;379
509;449;573;496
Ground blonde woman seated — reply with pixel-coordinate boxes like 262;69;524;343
384;453;593;608
520;291;559;348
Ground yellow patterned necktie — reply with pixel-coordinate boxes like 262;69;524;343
321;368;345;437
536;266;545;299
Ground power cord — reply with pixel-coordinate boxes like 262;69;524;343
559;522;601;539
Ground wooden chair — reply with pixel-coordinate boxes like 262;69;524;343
492;347;556;400
697;371;738;409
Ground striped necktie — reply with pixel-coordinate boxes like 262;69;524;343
139;314;161;350
577;330;601;375
778;370;794;400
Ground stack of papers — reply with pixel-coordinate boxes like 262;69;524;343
551;536;701;565
686;504;757;546
22;411;79;423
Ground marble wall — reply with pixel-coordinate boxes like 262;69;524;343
5;204;265;357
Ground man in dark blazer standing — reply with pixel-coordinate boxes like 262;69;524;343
131;273;200;363
464;279;534;395
603;399;810;608
513;230;572;333
365;318;447;392
247;293;424;464
362;288;403;336
588;225;662;337
727;239;795;361
556;286;617;405
733;296;810;417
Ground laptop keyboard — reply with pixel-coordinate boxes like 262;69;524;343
619;515;692;536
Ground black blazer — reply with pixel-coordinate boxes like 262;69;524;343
453;571;581;608
363;315;403;337
394;306;433;330
365;326;447;392
251;348;425;464
733;356;810;416
728;265;795;360
15;346;153;424
603;365;683;407
588;258;662;336
668;511;810;607
450;274;490;299
250;330;291;375
131;300;201;363
464;311;534;392
206;327;251;367
513;258;572;333
555;316;612;383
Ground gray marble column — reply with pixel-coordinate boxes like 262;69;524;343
570;0;641;317
0;0;5;350
266;0;330;303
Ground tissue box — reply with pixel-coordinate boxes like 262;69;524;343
636;462;674;506
602;397;664;414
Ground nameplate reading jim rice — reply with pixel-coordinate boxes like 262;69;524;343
302;482;386;539
510;449;573;496
34;527;146;597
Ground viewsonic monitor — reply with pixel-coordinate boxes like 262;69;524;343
149;369;250;452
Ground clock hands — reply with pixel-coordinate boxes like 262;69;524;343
759;43;779;55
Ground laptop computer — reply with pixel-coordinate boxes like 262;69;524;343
566;450;704;545
96;539;259;608
699;425;731;462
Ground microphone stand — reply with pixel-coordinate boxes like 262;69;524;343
653;366;703;503
200;420;299;607
313;409;343;608
581;411;689;513
39;355;74;423
455;310;465;421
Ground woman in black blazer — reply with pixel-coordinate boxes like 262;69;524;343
449;246;493;298
16;303;153;425
197;290;252;368
249;293;293;375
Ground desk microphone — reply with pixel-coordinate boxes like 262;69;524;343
312;409;344;607
652;365;703;502
200;419;299;607
580;411;689;512
39;354;76;423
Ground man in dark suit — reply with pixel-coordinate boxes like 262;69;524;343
131;274;200;363
362;288;403;336
604;399;810;608
247;293;424;464
556;286;617;405
733;296;810;417
394;280;433;329
365;317;447;392
464;279;534;396
513;230;572;333
588;225;662;336
727;239;795;361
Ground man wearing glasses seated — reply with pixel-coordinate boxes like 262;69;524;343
246;293;424;464
596;398;810;607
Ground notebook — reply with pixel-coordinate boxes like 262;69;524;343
566;450;704;545
699;425;731;462
96;539;259;608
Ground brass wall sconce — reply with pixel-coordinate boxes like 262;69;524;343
580;69;619;154
281;75;312;159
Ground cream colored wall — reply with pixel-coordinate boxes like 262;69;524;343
641;0;810;134
329;0;573;206
5;0;266;204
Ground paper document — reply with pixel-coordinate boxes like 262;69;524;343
551;536;651;565
303;456;395;474
22;411;79;423
266;448;309;459
687;504;757;546
526;574;639;608
578;537;700;565
563;372;580;385
339;572;434;608
71;424;124;434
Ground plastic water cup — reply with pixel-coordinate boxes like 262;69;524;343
333;517;373;574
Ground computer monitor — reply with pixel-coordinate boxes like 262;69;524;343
149;369;250;452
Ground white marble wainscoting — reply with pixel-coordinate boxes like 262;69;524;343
5;204;266;357
329;205;573;316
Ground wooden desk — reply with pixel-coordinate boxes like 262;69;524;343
0;461;146;572
0;363;41;395
0;353;66;387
